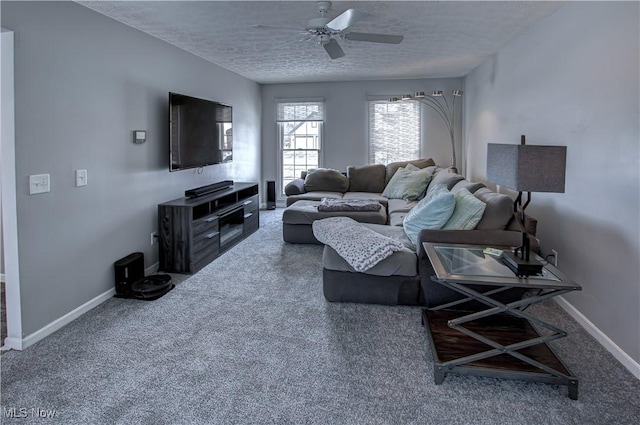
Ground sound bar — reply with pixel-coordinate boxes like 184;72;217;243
185;180;234;198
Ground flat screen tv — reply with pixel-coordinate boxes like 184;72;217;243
169;92;233;172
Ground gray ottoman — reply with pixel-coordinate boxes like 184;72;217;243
282;200;388;244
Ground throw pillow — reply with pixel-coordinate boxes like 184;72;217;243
442;188;487;230
381;167;433;201
304;168;349;193
402;184;455;247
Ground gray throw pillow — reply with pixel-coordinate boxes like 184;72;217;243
304;168;349;193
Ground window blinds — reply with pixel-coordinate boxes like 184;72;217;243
368;100;421;165
276;101;324;122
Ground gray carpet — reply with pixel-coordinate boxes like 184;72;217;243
1;208;639;424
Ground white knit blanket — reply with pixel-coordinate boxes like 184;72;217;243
312;217;404;272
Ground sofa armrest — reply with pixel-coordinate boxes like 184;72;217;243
284;178;306;196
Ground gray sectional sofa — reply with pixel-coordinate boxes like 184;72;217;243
283;158;537;306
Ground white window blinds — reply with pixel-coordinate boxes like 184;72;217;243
368;100;421;165
277;101;324;122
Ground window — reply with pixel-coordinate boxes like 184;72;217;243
368;100;421;165
277;101;324;194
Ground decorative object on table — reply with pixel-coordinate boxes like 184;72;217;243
486;135;566;276
390;90;463;167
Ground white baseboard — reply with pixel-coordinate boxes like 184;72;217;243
555;296;640;379
2;262;162;352
3;287;115;351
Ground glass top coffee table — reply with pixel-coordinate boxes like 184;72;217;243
421;243;581;399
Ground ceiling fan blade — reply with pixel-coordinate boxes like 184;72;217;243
345;32;404;44
323;39;345;59
326;9;368;31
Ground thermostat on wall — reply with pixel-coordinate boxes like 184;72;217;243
133;130;146;144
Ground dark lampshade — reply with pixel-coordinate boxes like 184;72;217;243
487;144;567;193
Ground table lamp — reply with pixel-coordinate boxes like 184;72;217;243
487;135;566;276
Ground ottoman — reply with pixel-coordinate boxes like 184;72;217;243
282;200;388;244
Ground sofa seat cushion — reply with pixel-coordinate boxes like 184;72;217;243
387;198;417;214
286;192;344;207
342;192;388;207
347;164;387;193
282;200;387;225
389;212;408;227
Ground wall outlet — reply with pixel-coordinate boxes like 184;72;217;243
551;249;558;267
151;231;158;246
29;174;50;195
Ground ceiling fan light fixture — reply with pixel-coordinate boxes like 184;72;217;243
453;90;464;97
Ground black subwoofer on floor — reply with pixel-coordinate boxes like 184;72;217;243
114;252;174;300
266;180;276;210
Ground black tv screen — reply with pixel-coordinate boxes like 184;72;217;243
169;92;232;172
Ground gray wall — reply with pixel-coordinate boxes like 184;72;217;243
464;2;639;362
261;78;463;197
2;2;261;336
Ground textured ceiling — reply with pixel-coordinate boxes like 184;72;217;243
78;1;565;84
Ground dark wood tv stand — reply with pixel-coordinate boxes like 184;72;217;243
158;182;259;274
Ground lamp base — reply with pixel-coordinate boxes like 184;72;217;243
501;250;543;277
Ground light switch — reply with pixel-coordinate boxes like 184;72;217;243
75;169;88;187
29;174;50;195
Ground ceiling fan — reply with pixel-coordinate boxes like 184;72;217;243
253;1;404;59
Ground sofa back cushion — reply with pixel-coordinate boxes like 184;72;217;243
304;168;349;193
385;158;436;185
347;164;387;193
473;187;514;230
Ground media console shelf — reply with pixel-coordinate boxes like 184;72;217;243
158;182;259;274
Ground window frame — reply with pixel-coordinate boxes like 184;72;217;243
276;100;324;197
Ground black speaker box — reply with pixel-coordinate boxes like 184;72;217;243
114;252;174;300
266;180;276;210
